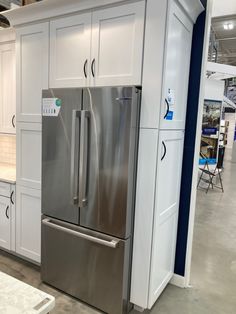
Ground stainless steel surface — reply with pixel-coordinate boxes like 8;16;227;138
70;110;81;205
42;89;82;224
41;216;131;314
42;86;141;314
78;110;90;208
81;87;141;238
42;218;119;248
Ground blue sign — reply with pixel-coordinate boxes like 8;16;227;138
165;111;174;120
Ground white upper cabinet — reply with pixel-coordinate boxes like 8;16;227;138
49;1;145;88
160;1;193;130
0;42;16;134
50;13;91;88
16;23;49;123
90;1;145;87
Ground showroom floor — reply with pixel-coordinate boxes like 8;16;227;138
0;150;236;314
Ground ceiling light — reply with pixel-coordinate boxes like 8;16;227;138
224;23;234;30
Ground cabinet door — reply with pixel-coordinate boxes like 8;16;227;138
50;13;91;88
160;2;193;130
90;1;145;87
0;42;16;134
0;195;11;250
17;122;42;190
16;185;41;263
148;130;184;308
16;23;49;123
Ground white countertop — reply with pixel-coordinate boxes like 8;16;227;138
0;271;55;314
0;163;16;184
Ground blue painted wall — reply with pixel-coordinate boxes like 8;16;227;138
174;7;207;276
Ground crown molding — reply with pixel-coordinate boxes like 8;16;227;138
176;0;204;23
0;27;15;43
1;0;135;27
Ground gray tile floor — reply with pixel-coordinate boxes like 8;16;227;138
0;149;236;313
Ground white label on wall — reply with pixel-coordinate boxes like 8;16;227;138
167;89;175;106
42;98;62;116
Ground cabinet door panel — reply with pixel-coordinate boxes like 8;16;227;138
0;43;16;134
50;13;91;88
16;23;48;123
16;186;41;263
17;123;42;190
91;1;145;86
160;2;193;130
148;130;184;308
0;195;11;250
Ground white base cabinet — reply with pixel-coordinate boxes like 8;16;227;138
0;196;11;250
16;186;41;263
131;130;185;309
0;183;16;252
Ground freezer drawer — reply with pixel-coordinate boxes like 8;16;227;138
41;217;131;314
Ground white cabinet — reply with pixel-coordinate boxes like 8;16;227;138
160;1;193;130
131;130;185;309
50;13;91;88
90;2;145;87
49;1;145;88
16;186;41;263
0;195;11;250
148;130;184;308
0;183;15;252
0;42;16;134
16;23;49;123
16;122;42;190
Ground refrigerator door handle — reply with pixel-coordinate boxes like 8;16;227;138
70;110;81;205
78;110;90;208
42;218;119;249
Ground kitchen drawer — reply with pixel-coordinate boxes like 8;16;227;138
0;182;11;198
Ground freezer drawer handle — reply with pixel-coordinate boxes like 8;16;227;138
42;219;119;249
70;110;81;205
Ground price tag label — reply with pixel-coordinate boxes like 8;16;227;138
42;98;62;116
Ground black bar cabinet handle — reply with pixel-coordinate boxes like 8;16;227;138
5;206;9;219
10;191;14;205
12;115;16;128
161;141;167;161
91;58;95;77
83;59;88;78
164;98;170;119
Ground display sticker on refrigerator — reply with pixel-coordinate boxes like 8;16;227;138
42;98;62;116
167;88;175;106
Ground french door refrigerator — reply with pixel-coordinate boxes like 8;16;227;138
41;87;141;314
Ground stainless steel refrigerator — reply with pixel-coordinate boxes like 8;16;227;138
41;86;141;314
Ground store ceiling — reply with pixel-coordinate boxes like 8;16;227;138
211;15;236;65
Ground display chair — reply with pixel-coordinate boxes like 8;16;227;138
197;155;224;193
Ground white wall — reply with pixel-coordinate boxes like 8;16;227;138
205;78;225;101
212;0;236;17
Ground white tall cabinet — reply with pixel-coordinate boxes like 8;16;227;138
0;29;16;134
15;22;49;263
130;0;202;311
